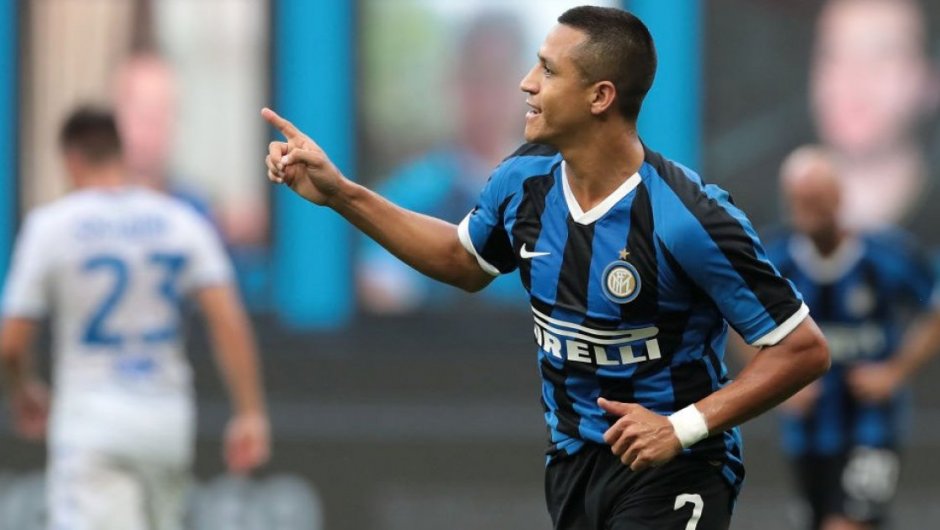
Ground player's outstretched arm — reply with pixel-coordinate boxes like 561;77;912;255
0;318;49;440
197;285;270;474
262;108;494;292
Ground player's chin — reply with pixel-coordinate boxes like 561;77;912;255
523;125;548;144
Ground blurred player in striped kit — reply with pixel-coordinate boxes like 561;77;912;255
0;108;270;530
766;146;940;530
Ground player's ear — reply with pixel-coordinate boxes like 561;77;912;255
589;80;617;116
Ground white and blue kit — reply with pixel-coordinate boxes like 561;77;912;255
2;187;233;530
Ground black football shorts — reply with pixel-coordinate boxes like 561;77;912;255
546;443;734;530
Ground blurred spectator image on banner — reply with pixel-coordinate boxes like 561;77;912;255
356;0;616;314
150;0;269;250
18;0;271;310
703;1;939;247
811;0;940;238
19;0;135;208
113;52;215;221
21;0;269;244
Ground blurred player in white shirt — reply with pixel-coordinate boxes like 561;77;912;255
0;108;270;530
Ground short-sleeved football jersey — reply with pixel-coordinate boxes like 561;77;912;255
2;187;232;454
766;231;937;456
458;144;808;493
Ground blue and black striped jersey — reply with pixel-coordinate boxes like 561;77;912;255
458;143;808;494
765;231;937;456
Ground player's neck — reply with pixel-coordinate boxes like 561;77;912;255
809;229;846;257
74;163;129;190
129;162;170;191
559;125;643;211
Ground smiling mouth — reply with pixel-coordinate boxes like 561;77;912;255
526;102;542;117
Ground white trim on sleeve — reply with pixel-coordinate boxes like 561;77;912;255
457;213;500;277
750;302;810;347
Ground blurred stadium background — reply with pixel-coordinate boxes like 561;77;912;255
1;0;940;529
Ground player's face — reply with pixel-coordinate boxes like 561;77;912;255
786;177;840;238
519;25;595;145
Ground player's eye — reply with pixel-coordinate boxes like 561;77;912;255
542;65;553;76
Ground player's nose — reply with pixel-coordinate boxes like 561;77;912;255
520;65;539;94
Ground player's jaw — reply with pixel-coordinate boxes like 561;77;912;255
523;95;589;146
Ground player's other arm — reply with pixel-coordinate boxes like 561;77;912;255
262;108;494;292
197;284;270;474
675;184;830;440
727;329;822;416
599;319;827;470
697;317;829;434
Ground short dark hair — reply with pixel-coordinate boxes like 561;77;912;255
558;6;657;121
59;106;122;163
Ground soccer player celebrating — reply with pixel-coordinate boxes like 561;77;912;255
766;146;940;530
263;6;828;529
1;108;270;530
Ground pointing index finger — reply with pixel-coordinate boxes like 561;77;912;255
261;107;300;139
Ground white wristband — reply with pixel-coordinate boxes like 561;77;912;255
668;405;709;449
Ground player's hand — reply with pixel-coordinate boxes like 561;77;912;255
598;397;682;472
10;378;49;441
224;411;271;475
262;107;345;206
779;381;821;416
847;362;904;403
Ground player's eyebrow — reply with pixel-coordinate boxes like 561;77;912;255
538;53;556;70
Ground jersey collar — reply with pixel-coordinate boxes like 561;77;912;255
561;161;642;225
789;233;864;284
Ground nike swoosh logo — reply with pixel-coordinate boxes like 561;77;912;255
520;244;551;259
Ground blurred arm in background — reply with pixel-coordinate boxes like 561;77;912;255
848;299;940;403
197;284;270;474
0;317;48;441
